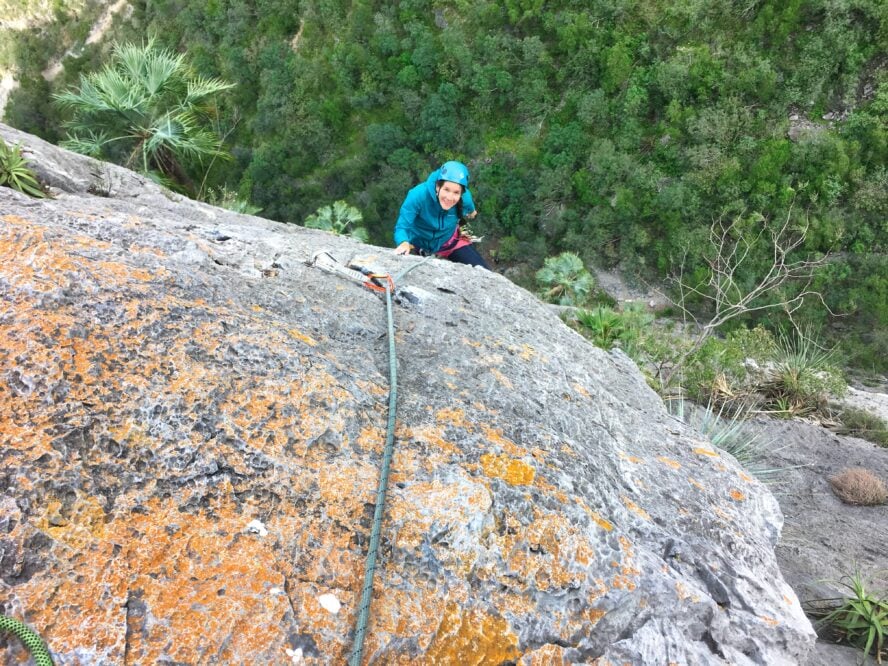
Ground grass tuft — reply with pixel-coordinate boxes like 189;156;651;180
835;407;888;448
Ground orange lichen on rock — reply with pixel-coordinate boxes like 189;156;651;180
288;328;318;346
657;456;682;470
404;424;462;458
436;407;468;426
619;451;644;464
360;584;448;651
518;643;571;664
36;494;107;549
480;424;528;458
590;512;614;532
424;602;520;664
319;460;378;524
486;511;597;594
611;574;637;591
688;477;707;491
481;453;536;486
13;492;297;665
489;367;515;389
729;489;747;502
621;496;652;521
693;447;720;457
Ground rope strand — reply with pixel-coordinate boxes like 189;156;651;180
349;279;399;666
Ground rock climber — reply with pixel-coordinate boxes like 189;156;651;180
393;160;490;269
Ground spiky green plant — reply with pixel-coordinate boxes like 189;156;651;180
54;39;234;192
575;303;653;360
576;305;625;348
0;138;45;198
809;571;887;663
536;252;596;306
761;327;846;415
668;398;782;480
204;187;262;215
304;200;369;241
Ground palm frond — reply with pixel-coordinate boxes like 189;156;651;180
92;68;143;112
54;79;116;114
53;39;234;193
143;47;187;97
60;129;114;157
186;75;235;103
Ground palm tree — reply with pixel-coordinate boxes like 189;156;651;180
54;39;234;193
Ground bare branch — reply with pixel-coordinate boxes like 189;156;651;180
659;200;833;387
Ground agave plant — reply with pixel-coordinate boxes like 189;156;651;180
0;138;45;198
304;200;369;241
54;39;234;192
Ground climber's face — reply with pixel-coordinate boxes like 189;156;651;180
437;181;462;210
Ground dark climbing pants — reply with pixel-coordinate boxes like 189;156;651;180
443;244;490;270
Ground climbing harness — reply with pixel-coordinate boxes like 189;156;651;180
308;250;432;666
0;615;54;666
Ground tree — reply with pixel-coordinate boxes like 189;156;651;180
54;40;234;193
660;200;833;387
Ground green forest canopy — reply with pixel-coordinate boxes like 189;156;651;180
3;0;887;369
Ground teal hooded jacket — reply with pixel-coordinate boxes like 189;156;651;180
393;168;476;254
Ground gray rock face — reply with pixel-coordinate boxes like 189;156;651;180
0;123;815;664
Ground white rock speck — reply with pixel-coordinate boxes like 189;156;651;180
318;593;341;614
246;519;268;536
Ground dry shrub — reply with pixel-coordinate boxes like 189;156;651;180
829;468;888;506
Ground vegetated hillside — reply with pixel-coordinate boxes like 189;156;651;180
4;0;887;369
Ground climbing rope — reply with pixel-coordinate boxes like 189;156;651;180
308;250;436;665
348;274;398;666
393;252;436;282
0;616;54;666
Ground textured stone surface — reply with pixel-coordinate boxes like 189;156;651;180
0;123;815;664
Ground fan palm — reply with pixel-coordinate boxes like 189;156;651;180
54;40;234;192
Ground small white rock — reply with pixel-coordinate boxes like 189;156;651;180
246;519;268;536
269;587;284;596
318;593;341;614
285;647;304;663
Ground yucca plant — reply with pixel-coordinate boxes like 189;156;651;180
304;200;369;241
0;138;45;198
536;252;596;306
761;327;845;415
54;39;234;193
668;398;782;480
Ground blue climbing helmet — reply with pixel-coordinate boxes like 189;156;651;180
438;160;469;189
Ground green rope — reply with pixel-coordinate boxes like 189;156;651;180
349;280;399;666
1;616;54;666
393;252;436;282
